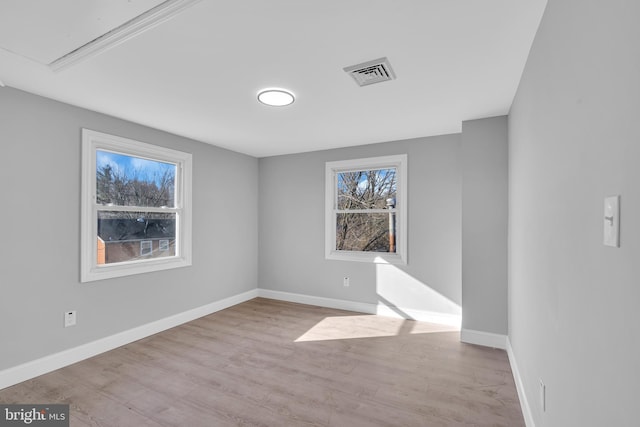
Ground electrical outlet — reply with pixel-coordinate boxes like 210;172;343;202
343;277;350;287
539;379;546;412
64;311;77;328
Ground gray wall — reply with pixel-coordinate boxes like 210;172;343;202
461;117;508;334
0;88;258;370
508;0;640;425
0;87;507;375
258;135;463;318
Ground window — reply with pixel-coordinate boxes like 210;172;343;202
81;129;192;282
325;154;407;264
140;240;153;257
159;239;170;252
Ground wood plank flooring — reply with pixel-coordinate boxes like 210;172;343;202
0;298;524;426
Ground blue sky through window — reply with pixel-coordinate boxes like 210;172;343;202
336;168;397;210
337;168;396;191
97;150;175;186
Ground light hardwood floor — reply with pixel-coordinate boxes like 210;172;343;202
0;298;524;426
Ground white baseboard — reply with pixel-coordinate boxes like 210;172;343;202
0;289;258;390
257;288;462;327
257;289;376;314
1;288;464;391
507;337;535;427
374;304;461;327
460;328;507;349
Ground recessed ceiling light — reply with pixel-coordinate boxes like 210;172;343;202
257;89;295;107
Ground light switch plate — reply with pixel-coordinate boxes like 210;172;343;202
603;195;620;247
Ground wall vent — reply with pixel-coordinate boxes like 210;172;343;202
343;57;396;87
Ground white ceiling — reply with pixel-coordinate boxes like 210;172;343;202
0;0;166;64
0;0;547;157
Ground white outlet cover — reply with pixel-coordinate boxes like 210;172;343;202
603;195;620;247
64;310;77;327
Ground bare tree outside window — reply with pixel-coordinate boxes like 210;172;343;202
95;150;177;264
82;129;192;282
335;168;397;252
325;154;406;264
96;152;175;208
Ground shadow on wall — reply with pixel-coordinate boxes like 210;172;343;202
374;260;461;328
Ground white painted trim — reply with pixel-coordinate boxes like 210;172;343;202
375;304;461;327
257;289;461;327
50;0;204;71
258;289;376;314
0;289;258;390
460;328;507;349
325;154;408;265
81;128;193;282
1;288;464;391
507;337;536;427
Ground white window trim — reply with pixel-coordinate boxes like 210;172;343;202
325;154;407;264
81;129;192;282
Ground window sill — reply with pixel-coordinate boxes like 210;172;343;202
81;256;191;282
325;251;406;265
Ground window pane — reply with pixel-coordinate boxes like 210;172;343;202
97;211;176;264
336;212;396;252
336;168;396;210
96;150;176;207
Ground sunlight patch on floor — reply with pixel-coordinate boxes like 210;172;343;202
294;315;459;342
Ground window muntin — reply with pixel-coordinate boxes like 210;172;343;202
326;155;407;264
82;129;192;282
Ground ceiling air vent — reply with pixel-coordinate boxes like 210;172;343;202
343;57;396;87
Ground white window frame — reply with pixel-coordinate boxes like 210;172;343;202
81;129;192;282
325;154;407;264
